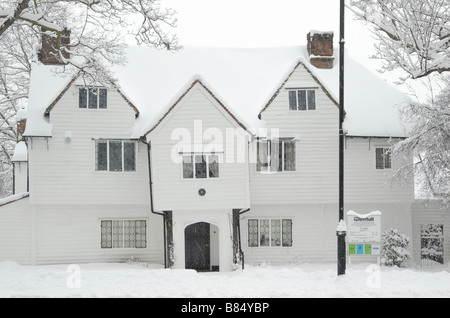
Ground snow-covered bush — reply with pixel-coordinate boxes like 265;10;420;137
381;229;411;267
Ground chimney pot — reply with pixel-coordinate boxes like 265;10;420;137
307;31;334;69
39;27;71;65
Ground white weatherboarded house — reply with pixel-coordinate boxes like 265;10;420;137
2;31;436;270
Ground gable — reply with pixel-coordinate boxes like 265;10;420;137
258;60;339;120
143;77;250;138
43;73;140;117
24;62;139;137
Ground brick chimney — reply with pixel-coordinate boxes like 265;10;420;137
307;31;334;69
39;27;71;65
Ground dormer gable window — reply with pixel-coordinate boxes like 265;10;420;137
288;89;316;111
79;87;107;109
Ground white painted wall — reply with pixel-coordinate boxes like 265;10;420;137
252;63;339;205
149;82;250;211
0;198;32;264
14;162;28;194
241;201;413;265
33;204;163;265
27;85;150;206
345;138;415;203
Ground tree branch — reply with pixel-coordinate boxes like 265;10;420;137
0;0;30;37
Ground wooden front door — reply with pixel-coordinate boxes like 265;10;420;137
185;222;210;271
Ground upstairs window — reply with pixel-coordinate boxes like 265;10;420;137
79;87;107;109
257;140;296;172
182;154;220;179
289;89;316;111
375;147;392;170
95;140;136;172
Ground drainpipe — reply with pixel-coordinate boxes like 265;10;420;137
141;137;167;269
237;208;250;270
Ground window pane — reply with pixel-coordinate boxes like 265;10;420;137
112;220;123;248
384;149;392;169
123;220;134;248
289;91;297;110
298;90;307;110
307;90;316;110
124;142;136;172
209;155;219;178
99;89;107;109
284;141;296;171
79;88;87;108
257;141;269;172
269;141;282;172
260;219;270;246
375;148;384;169
88;88;98;109
421;224;444;265
195;155;207;178
96;141;108;171
248;220;259;247
271;220;281;246
282;219;293;247
101;220;112;248
183;156;194;178
135;220;146;248
109;141;123;171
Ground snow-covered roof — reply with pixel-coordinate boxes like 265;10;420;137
11;141;28;162
143;76;249;137
24;45;410;138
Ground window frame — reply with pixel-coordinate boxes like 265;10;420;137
95;140;137;172
100;219;147;249
288;89;317;111
248;218;293;248
420;224;444;265
79;87;108;109
182;153;221;179
256;139;296;172
375;147;392;170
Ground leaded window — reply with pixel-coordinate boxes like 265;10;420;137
248;219;259;247
248;219;293;247
101;220;146;249
288;89;316;111
95;140;136;172
257;140;296;172
375;147;392;170
79;87;107;109
182;154;220;179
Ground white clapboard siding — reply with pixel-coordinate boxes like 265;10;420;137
251;63;339;205
149;83;250;211
252;62;414;205
242;201;414;265
0;197;32;264
34;204;164;265
28;86;150;206
14;162;28;194
241;204;338;265
344;138;415;203
412;200;450;266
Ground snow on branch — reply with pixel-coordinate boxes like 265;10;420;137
349;0;450;80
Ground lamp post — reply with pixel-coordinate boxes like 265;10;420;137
337;0;346;276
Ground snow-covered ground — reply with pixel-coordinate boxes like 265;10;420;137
1;261;449;298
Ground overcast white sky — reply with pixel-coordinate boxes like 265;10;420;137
162;0;379;68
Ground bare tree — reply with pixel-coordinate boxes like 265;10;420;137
350;0;450;202
349;0;449;81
